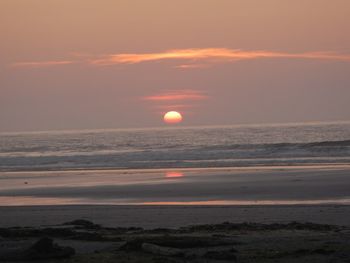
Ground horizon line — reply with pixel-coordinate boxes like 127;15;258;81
1;119;350;135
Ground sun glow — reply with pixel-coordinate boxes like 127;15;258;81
163;111;183;124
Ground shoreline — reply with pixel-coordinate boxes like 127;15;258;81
1;199;350;207
2;163;350;174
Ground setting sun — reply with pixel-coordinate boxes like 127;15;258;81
163;111;183;124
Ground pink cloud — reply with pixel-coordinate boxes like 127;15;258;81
11;60;75;68
143;90;208;102
11;48;350;69
90;48;350;65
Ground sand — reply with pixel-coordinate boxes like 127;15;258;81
0;165;350;228
0;165;350;206
0;204;350;229
1;166;350;262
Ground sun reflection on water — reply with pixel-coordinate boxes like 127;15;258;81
165;171;184;178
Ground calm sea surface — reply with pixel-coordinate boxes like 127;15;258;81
1;122;349;172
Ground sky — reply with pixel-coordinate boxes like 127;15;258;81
1;0;350;132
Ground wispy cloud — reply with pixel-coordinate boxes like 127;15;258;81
11;48;350;69
143;90;208;114
154;104;195;110
90;48;350;66
11;60;75;68
174;64;210;69
143;90;208;102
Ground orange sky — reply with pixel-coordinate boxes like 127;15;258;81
1;0;350;131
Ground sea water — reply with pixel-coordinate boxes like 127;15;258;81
1;121;349;172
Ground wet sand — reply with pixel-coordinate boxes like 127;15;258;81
0;165;349;228
0;165;349;206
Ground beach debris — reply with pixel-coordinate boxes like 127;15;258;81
184;245;237;260
62;219;101;229
0;237;75;261
180;221;339;232
0;225;123;242
261;247;337;259
293;248;335;256
142;243;184;257
119;235;238;251
0;220;348;262
141;242;237;261
0;227;75;238
204;247;237;261
119;235;238;261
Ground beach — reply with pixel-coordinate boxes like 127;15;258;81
1;165;350;227
0;166;349;207
0;166;350;262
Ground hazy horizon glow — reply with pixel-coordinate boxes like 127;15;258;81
1;0;350;132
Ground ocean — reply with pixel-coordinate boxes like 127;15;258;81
1;121;349;172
